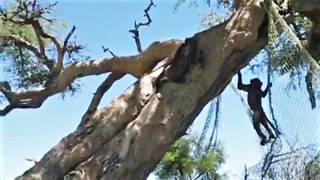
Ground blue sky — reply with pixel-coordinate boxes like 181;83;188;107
0;0;319;180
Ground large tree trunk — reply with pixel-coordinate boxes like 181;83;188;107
16;1;268;180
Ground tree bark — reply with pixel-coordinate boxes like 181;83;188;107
16;1;268;179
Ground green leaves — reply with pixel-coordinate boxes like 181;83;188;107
156;138;194;179
155;137;224;180
0;1;82;96
0;17;49;88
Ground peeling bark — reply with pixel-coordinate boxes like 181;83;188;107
16;0;268;179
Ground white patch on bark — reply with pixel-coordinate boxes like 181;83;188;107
64;169;87;180
119;121;140;159
118;66;164;159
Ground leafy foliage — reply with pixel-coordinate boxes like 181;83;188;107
0;18;50;88
154;137;225;180
0;0;85;95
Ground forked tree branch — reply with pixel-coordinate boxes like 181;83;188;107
102;46;117;57
87;0;156;116
31;21;81;72
30;20;63;70
129;0;155;53
0;1;80;73
30;20;54;70
84;0;157;120
0;0;165;117
60;26;77;68
1;1;60;50
0;40;182;116
82;46;120;126
80;73;124;126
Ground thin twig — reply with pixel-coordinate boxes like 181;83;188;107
129;0;155;53
25;158;39;165
102;46;117;57
56;25;77;70
31;20;62;70
62;26;77;56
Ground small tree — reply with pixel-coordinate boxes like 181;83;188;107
155;137;224;180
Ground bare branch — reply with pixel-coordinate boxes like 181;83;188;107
0;98;45;116
63;26;76;52
33;25;46;57
79;46;122;124
25;158;39;165
30;20;62;70
102;46;117;57
61;26;77;67
129;0;155;53
129;27;142;53
80;73;124;126
134;0;155;29
0;81;49;116
0;40;182;116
